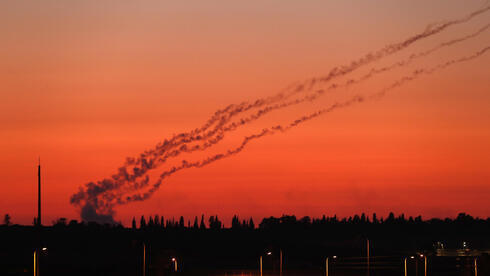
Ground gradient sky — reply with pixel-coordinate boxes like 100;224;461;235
1;0;489;226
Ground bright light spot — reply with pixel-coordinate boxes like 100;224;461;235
410;256;415;259
267;252;272;255
171;258;176;262
42;248;47;251
420;254;424;257
333;256;337;259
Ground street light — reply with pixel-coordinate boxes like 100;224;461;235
326;255;337;276
260;251;272;276
33;248;48;276
259;256;263;276
33;250;36;276
404;257;407;276
279;250;283;276
421;254;427;276
171;257;178;272
474;258;478;276
325;257;329;276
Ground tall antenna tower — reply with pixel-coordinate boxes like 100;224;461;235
38;157;41;226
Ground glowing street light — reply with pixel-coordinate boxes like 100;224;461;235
260;251;272;276
171;257;178;272
404;257;407;276
33;250;36;276
259;256;263;276
326;255;337;276
474;258;478;276
325;257;329;276
33;248;48;276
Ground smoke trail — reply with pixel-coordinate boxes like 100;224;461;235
119;21;490;196
106;46;490;209
118;15;490;188
70;4;490;223
108;22;490;196
115;5;490;179
297;5;490;91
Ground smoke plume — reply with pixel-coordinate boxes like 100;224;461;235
108;45;489;205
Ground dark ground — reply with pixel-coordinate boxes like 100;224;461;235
1;213;489;275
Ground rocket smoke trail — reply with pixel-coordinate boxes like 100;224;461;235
81;22;490;200
122;20;490;191
113;21;490;199
117;45;490;205
70;4;490;223
126;20;490;188
122;4;490;172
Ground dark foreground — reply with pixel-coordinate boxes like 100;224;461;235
1;213;489;275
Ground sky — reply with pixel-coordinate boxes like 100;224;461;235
1;0;489;226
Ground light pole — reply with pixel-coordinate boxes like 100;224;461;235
474;258;478;276
279;250;283;276
404;257;407;276
259;256;263;276
171;257;178;272
367;239;370;276
35;160;42;276
325;257;329;276
33;248;47;276
423;255;427;276
142;243;146;276
33;250;36;276
415;255;418;276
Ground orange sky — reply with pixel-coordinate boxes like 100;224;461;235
1;0;489;226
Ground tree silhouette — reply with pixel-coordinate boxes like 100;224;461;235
231;215;240;229
208;215;222;229
132;217;137;230
193;216;199;229
54;218;67;226
249;217;254;229
3;214;11;226
200;214;206;229
386;212;395;223
140;215;146;229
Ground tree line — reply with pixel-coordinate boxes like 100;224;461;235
2;212;488;230
130;214;254;230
